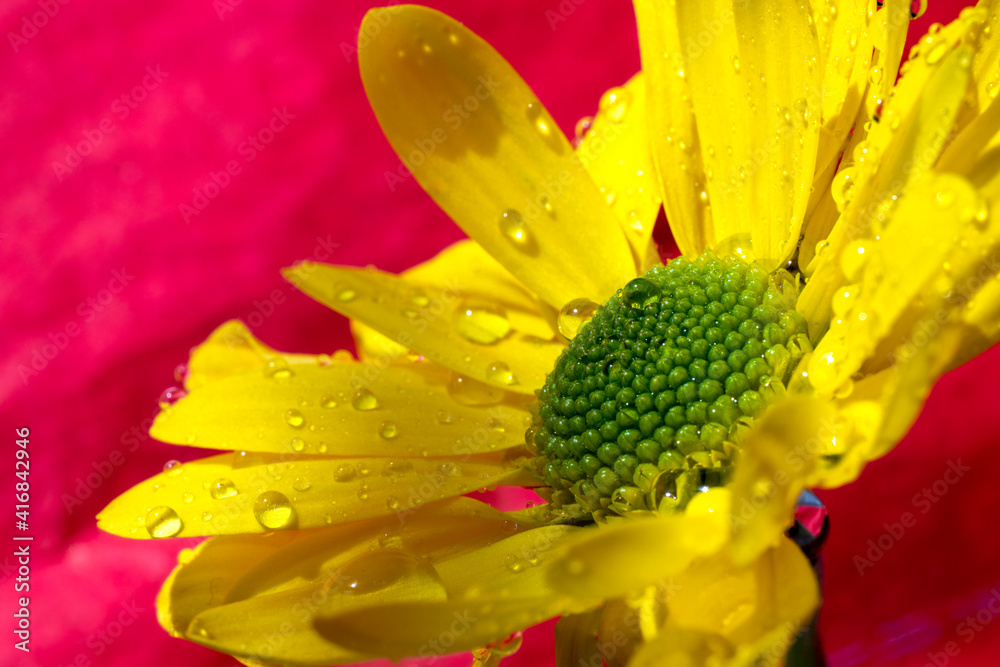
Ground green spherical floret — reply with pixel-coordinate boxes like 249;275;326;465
531;253;807;519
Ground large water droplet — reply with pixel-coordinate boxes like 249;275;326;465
557;298;599;340
840;240;870;282
598;86;630;122
485;361;516;386
453;299;511;344
351;388;379;411
210;478;238;499
379;421;399;439
163;460;183;475
831;166;857;213
252;491;295;530
334;464;358;482
145;506;183;538
499;209;535;251
285;409;305;428
264;358;293;379
159;387;187;409
324;550;446;610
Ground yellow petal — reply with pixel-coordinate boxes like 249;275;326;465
727;397;830;565
284;262;561;394
158;497;541;666
554;608;603;667
359;6;635;307
314;525;594;660
576;73;662;272
545;513;728;600
729;0;822;266
799;43;975;337
633;0;712;257
152;355;532;457
97;450;533;538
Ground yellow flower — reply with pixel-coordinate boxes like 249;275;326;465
98;2;1000;665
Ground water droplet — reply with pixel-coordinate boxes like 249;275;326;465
292;477;311;491
574;115;594;140
436;410;454;425
351;388;379;411
210;478;238;499
173;363;189;383
337;287;357;302
326;550;445;606
598;86;630;122
731;55;740;72
285;409;305;428
485;361;516;386
841;240;870;281
831;166;858;212
504;553;526;573
334;464;357;482
320;395;338;408
453;299;511;344
379;421;399;439
910;0;927;19
264;358;293;379
289;437;305;452
163;460;183;475
926;42;948;64
182;492;194;503
386;496;400;510
202;511;213;521
382;459;414;476
145;506;183;538
868;67;883;86
557;298;599;340
499;209;534;250
159;387;187;409
252;491;295;530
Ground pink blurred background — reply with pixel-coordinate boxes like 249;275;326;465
2;1;998;666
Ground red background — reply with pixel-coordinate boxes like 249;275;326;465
1;1;997;666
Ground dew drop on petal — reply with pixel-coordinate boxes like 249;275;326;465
285;409;305;428
499;209;534;250
830;166;858;213
337;286;357;302
145;506;183;538
448;373;505;405
252;491;295;530
486;361;517;386
379;421;399;439
334;464;357;482
557;298;599;340
320;395;338;408
290;437;305;452
163;460;183;475
263;358;293;379
351;388;379;411
209;478;238;499
292;477;311;492
841;240;870;282
453;299;511;344
159;387;187;409
436;410;454;425
326;550;445;603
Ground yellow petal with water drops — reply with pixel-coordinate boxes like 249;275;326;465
940;93;1000;177
576;73;662;272
812;0;874;179
973;0;1000;110
158;498;541;666
799;43;974;336
727;397;831;565
545;512;727;601
866;0;911;118
402;239;557;341
314;525;595;660
554;608;603;667
729;0;822;267
151;351;532;457
807;172;984;393
284;262;561;394
97;450;533;539
182;320;346;392
633;0;712;258
358;6;635;308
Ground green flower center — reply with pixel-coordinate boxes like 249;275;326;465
529;253;810;520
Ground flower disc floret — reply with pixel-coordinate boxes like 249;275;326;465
530;253;810;519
